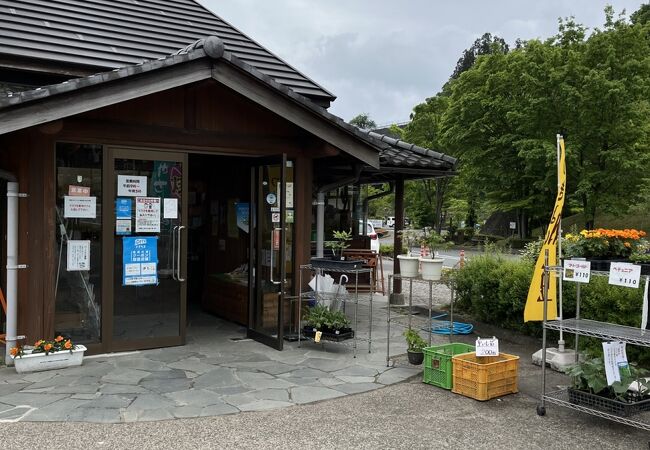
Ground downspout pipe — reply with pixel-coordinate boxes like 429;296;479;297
0;170;21;366
315;165;363;258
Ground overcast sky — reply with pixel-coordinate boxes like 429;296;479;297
199;0;645;126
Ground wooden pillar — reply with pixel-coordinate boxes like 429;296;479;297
391;177;404;303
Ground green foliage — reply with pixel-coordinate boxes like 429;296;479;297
379;243;394;256
566;357;650;401
403;329;427;352
304;305;350;331
348;113;377;130
324;229;352;253
421;230;453;255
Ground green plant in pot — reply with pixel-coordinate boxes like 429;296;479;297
565;356;650;416
324;229;353;259
403;329;427;365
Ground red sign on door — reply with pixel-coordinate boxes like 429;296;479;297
68;185;90;196
273;229;280;250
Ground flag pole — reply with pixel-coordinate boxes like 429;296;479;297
557;133;564;351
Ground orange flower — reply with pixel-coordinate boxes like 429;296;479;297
44;343;53;352
55;335;63;342
64;340;72;350
10;347;18;357
34;339;44;347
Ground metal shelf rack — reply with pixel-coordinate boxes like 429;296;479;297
386;273;456;367
537;252;650;434
297;263;374;357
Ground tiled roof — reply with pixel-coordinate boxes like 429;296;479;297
0;0;335;102
367;131;456;170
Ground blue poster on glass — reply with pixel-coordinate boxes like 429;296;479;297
115;198;131;219
122;236;158;286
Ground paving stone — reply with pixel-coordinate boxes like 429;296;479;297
100;384;149;395
251;388;290;402
0;384;26;397
317;377;345;387
71;393;101;400
376;367;421;385
281;377;320;386
254;361;297;375
302;358;350;372
0;392;68;407
140;378;192;394
167;358;217;374
283;368;330;378
171;406;203;419
206;386;251;396
0;406;33;421
102;368;150;385
60;362;113;377
52;384;98;394
128;394;177;410
76;376;102;385
289;386;346;404
222;393;258;407
21;375;77;390
193;367;239;389
145;350;200;363
238;400;293;411
332;382;382;395
20;371;58;383
165;389;225;407
242;377;295;389
0;401;15;413
114;357;168;372
82;394;135;409
141;368;188;380
335;376;377;384
132;408;175;421
18;387;55;394
23;398;90;421
199;401;239;416
235;371;274;383
332;366;379;377
66;407;122;423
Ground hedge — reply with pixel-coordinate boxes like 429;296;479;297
453;253;650;366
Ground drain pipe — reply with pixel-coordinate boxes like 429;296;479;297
1;171;27;366
315;166;363;258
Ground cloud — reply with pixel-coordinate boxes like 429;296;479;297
200;0;644;124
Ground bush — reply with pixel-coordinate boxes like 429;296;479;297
379;244;394;255
453;253;650;366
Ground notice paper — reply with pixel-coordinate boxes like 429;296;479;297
67;240;90;271
116;219;131;235
163;198;178;219
117;175;147;197
475;337;499;357
122;236;158;286
563;259;591;283
135;197;161;233
115;198;131;219
602;341;629;385
64;196;96;219
609;262;641;289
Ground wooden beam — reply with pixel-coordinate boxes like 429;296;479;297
0;59;213;135
212;63;380;168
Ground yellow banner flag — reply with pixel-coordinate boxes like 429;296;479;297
524;138;566;322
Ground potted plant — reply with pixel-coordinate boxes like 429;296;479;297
303;305;354;341
397;229;421;278
324;229;353;259
312;229;364;270
419;231;452;281
10;336;87;373
403;328;427;365
565;356;650;417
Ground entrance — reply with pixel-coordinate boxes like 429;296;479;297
105;148;187;352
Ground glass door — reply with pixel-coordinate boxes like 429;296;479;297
248;155;294;350
105;148;187;351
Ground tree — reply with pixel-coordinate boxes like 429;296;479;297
349;113;377;130
451;32;509;80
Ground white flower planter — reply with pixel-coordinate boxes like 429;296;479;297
420;258;444;281
397;255;420;278
11;345;87;373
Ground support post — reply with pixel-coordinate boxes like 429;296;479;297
316;192;325;258
5;181;19;365
390;177;404;304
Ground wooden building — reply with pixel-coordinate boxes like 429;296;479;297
0;1;456;357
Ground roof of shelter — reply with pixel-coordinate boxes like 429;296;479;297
0;35;457;180
0;0;335;102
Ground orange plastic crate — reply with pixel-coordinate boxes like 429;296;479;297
451;352;519;401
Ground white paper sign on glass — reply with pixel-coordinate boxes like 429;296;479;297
64;196;96;218
67;240;90;271
163;198;178;219
117;175;147;197
135;197;161;233
602;341;629;385
475;337;499;357
116;219;132;235
277;182;294;208
608;262;641;289
563;259;591;283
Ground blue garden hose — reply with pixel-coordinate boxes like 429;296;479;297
423;313;474;335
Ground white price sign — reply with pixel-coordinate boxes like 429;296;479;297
608;262;641;289
563;259;591;283
475;337;499;357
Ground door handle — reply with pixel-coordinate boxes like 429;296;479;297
177;225;186;282
269;228;281;285
171;225;178;281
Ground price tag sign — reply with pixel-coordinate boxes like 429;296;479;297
609;262;641;289
475;337;499;357
563;259;591;283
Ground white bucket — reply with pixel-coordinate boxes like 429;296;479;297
420;258;444;281
397;255;420;278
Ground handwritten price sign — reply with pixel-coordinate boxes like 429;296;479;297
563;259;591;283
475;337;499;357
608;262;641;289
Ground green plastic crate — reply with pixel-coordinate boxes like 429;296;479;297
423;343;475;389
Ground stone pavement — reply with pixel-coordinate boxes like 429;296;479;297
0;299;421;423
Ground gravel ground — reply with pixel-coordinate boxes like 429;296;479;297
1;377;647;450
